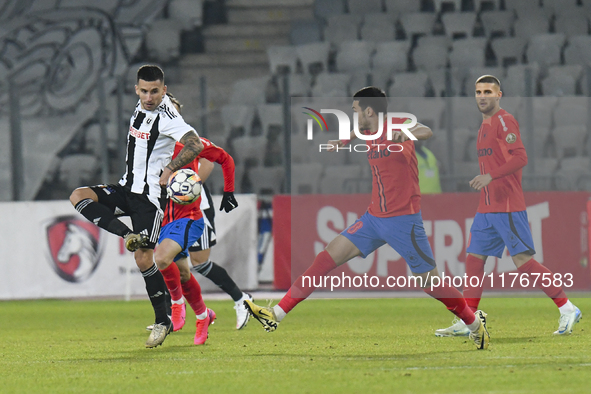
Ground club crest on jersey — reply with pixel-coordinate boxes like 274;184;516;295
506;133;517;144
45;216;102;283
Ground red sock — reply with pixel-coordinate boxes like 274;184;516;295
424;283;475;325
278;250;337;314
160;263;183;301
517;258;568;308
181;275;206;315
464;254;486;313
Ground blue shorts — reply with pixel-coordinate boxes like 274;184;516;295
466;211;536;258
341;211;436;274
158;218;205;262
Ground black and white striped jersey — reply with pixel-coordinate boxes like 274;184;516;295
119;94;196;210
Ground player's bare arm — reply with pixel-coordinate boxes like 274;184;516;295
469;173;493;191
160;131;203;186
392;122;433;142
197;158;214;182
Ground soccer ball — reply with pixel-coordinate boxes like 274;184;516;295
166;169;202;205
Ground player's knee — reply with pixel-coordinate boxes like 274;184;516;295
153;250;170;270
69;187;95;206
179;270;191;283
192;260;213;275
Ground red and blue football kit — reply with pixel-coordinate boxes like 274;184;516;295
159;137;235;261
340;120;435;274
467;108;535;258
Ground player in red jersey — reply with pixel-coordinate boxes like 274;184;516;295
245;87;490;350
151;94;251;333
436;75;581;337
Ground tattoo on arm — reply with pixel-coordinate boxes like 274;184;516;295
166;131;203;171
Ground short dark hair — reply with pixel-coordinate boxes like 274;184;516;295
166;92;182;113
353;86;388;115
137;65;164;83
475;74;501;88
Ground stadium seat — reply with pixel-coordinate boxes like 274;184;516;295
336;41;375;72
553;97;587;127
319;164;362;194
498;96;521;117
232;136;268;167
283;73;312;97
408;98;446;131
372;41;411;74
324;14;362;45
59;154;99;191
384;0;420;14
290;20;322;45
555;11;589;37
553;125;587;158
370;68;393;90
433;0;462;13
290;134;315;164
256;104;284;137
534;158;559;176
292;163;324;194
145;20;181;63
314;0;346;22
249;166;285;195
503;63;540;96
413;44;448;71
400;12;437;38
220;105;256;138
360;14;397;42
427;68;462;96
230;77;269;106
449;38;487;82
296;42;331;75
505;0;542;16
349;71;371;92
547;65;583;91
514;97;557;131
451;98;483;130
168;0;203;30
480;11;514;38
311;135;347;166
491;37;526;67
417;35;453;51
311;73;351;97
474;0;501;11
389;72;429;97
541;73;576;96
267;45;299;74
564;36;591;67
442;12;477;39
526;34;566;71
542;0;581;17
555;157;591;190
348;0;382;14
513;12;549;38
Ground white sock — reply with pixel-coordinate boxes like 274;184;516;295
466;317;481;332
273;305;286;322
559;300;575;314
171;298;184;305
196;309;208;320
236;293;248;304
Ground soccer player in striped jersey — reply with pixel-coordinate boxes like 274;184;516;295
435;75;581;337
245;87;490;350
69;65;203;348
163;94;252;330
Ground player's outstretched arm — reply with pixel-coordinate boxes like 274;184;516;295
160;131;203;186
327;130;358;151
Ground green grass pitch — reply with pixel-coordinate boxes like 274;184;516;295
2;296;590;393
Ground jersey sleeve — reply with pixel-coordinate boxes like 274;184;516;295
159;104;197;142
489;114;528;179
196;139;236;192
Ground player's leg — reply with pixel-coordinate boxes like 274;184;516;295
70;185;144;251
245;213;380;332
175;256;215;345
155;218;205;333
436;213;502;337
189;227;253;329
503;212;581;334
383;212;489;349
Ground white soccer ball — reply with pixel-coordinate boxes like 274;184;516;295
166;168;202;205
